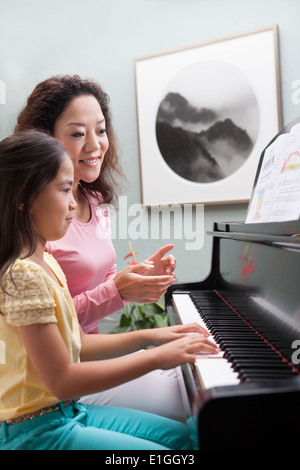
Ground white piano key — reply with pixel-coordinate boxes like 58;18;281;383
172;293;217;345
172;293;209;330
195;358;240;389
172;293;240;389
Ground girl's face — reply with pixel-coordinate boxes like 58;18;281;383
30;154;77;243
53;95;109;187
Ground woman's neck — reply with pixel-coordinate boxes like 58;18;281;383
72;183;91;223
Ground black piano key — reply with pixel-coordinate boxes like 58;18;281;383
228;349;285;357
225;349;277;356
232;359;291;369
189;290;299;383
239;372;296;382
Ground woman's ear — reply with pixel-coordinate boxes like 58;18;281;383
18;202;24;210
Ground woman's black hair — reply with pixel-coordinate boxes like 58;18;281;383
15;75;125;206
0;130;67;289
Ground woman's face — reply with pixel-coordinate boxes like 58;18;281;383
53;95;109;186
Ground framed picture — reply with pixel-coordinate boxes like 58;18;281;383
134;25;282;206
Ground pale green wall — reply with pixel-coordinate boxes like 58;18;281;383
0;0;299;287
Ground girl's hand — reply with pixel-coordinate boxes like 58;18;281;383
147;323;211;346
152;334;219;370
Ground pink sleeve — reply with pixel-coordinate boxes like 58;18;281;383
45;197;125;334
73;275;124;334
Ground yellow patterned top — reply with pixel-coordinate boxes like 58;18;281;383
0;253;81;421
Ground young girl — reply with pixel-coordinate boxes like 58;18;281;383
0;131;217;450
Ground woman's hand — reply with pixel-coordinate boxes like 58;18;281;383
113;262;175;303
113;244;177;303
145;244;176;276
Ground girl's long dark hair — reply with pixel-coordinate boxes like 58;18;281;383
15;74;124;206
0;130;67;290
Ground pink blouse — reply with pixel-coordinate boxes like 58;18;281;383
46;195;124;334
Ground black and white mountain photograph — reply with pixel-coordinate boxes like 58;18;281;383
156;61;260;183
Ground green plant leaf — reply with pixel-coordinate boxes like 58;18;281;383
110;297;169;333
120;313;132;328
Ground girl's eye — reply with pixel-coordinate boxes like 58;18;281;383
63;188;72;194
98;129;107;135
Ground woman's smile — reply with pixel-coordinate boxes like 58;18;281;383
79;157;100;166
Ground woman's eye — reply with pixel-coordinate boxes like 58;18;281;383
98;129;107;135
72;132;84;138
63;188;71;194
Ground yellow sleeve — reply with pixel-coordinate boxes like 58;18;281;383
0;259;57;327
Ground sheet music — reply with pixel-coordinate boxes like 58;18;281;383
246;123;300;223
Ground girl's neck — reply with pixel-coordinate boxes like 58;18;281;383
21;238;45;264
21;242;60;285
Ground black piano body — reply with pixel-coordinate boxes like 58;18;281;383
166;220;300;450
166;117;300;449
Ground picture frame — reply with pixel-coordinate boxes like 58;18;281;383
134;25;282;206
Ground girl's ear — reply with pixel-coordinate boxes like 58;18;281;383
18;202;24;211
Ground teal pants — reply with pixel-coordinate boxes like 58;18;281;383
0;401;197;450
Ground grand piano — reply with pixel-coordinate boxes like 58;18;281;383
165;118;300;450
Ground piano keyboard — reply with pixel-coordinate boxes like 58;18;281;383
172;291;298;391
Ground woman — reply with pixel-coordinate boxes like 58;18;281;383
15;75;176;333
14;75;202;421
